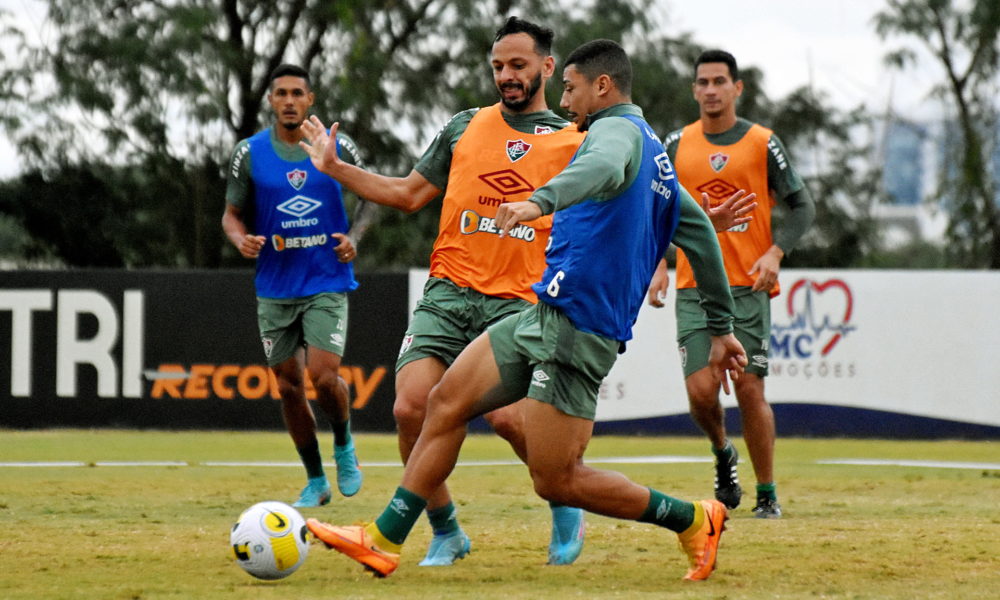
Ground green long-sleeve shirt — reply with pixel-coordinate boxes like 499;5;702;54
530;103;735;335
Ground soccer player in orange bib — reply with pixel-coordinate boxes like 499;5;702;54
649;50;815;518
298;17;588;566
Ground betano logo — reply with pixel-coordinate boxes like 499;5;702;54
147;363;386;408
271;233;327;251
459;209;536;241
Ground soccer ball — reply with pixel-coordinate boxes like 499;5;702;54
230;501;310;580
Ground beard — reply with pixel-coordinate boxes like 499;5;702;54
280;120;302;131
498;72;543;112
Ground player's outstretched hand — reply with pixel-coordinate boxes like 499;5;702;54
331;233;356;263
708;333;747;395
703;190;756;232
646;258;670;308
299;116;344;176
495;201;542;237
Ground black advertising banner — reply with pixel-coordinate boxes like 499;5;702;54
0;270;407;431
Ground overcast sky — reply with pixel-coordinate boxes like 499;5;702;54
0;0;949;178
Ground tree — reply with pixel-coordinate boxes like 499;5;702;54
875;0;1000;268
0;0;882;269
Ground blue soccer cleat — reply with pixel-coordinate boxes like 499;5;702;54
293;475;332;508
333;440;363;497
548;505;585;565
418;528;472;566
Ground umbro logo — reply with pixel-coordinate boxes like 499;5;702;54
276;195;322;218
655;499;669;521
530;369;549;388
390;498;410;517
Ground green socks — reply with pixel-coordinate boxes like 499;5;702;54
426;502;461;535
374;486;428;545
756;482;777;502
638;488;695;532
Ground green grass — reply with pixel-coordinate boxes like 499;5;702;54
1;431;997;599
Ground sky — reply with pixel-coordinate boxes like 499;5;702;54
0;0;947;178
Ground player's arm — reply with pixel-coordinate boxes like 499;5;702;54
672;191;746;392
671;190;736;336
299;116;441;213
334;133;380;249
494;116;638;230
750;134;817;292
221;141;265;259
647;186;756;308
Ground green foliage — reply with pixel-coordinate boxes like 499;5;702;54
0;0;891;269
875;0;1000;268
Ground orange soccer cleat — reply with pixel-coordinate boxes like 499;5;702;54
307;519;400;577
677;499;728;581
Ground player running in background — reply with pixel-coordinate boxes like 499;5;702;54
296;18;588;566
222;64;377;508
648;49;816;518
303;38;747;582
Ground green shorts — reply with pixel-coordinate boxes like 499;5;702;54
676;287;770;377
487;302;619;420
396;277;532;371
256;292;349;366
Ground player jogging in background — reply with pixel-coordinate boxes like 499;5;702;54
222;63;377;509
303;38;748;583
649;49;816;518
296;17;588;567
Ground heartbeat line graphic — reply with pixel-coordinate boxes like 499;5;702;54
772;281;856;355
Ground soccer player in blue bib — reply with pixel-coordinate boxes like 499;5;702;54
307;41;746;582
222;64;377;508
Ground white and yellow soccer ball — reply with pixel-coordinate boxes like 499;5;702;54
230;501;310;580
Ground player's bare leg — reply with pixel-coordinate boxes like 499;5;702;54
734;374;781;517
484;398;586;564
307;346;361;496
519;399;727;580
272;350;332;507
394;357;470;564
686;366;742;509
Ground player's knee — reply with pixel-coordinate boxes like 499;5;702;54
530;473;574;505
392;393;427;431
424;383;474;429
483;408;521;443
309;370;342;395
528;463;575;504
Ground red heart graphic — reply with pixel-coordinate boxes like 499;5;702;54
785;278;853;355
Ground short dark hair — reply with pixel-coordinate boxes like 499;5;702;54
493;16;554;56
695;50;739;82
269;63;311;89
564;39;632;96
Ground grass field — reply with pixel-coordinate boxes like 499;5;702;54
1;430;998;599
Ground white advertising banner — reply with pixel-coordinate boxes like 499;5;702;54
409;269;1000;431
598;269;1000;427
